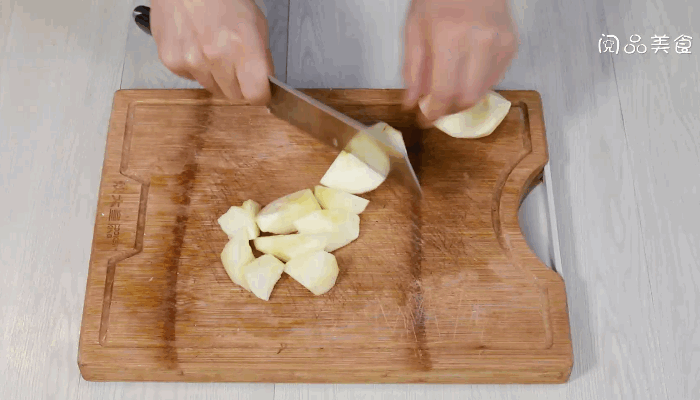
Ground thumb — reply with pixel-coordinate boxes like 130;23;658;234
402;18;427;110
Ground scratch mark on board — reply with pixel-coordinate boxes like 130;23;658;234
378;298;389;328
453;288;465;339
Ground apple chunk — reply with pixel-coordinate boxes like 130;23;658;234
320;151;387;195
293;209;360;252
220;231;255;291
426;91;511;139
256;189;321;234
253;233;329;262
383;123;409;155
314;185;369;214
242;254;285;301
284;250;339;296
241;199;261;219
343;126;391;175
218;205;260;240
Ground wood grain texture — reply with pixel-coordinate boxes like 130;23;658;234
284;0;699;398
287;0;410;88
497;0;698;398
77;89;572;383
0;1;275;399
3;0;698;396
598;1;700;397
121;0;290;89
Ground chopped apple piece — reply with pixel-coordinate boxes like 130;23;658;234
218;205;259;240
314;185;369;214
242;199;261;218
242;254;285;301
320;151;387;195
343;125;391;175
284;250;339;296
241;199;261;238
256;189;321;234
382;123;409;155
425;91;511;138
253;233;329;262
293;209;360;252
220;231;255;291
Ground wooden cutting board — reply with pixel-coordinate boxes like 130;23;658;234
78;89;573;384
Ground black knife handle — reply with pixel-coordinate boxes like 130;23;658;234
133;5;153;36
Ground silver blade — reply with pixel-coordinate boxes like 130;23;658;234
267;76;422;196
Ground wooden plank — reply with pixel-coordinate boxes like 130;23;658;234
77;88;572;383
3;0;695;396
600;1;700;397
0;1;125;399
0;1;276;399
501;0;673;398
121;0;290;89
284;0;683;398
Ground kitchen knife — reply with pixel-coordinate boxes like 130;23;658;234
267;77;421;196
133;5;421;196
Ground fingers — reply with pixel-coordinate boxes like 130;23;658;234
159;35;226;96
153;1;195;80
402;17;429;110
418;26;466;122
416;25;517;125
481;29;518;92
455;42;492;110
151;0;272;104
208;39;244;101
202;24;272;105
181;41;219;92
233;23;274;105
153;3;225;95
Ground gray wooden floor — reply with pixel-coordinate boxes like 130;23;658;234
1;0;698;398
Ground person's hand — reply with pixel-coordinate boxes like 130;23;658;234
401;0;518;124
151;0;274;105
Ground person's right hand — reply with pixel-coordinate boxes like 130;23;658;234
150;0;274;105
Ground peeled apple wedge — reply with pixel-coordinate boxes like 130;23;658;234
242;254;285;301
382;123;409;155
220;231;255;291
241;199;261;219
256;189;321;234
320;151;387;195
343;125;391;175
218;205;260;240
284;250;339;296
253;233;329;262
320;122;399;195
423;91;511;139
293;209;360;252
314;185;369;214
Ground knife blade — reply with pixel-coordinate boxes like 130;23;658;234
267;77;422;196
133;5;421;196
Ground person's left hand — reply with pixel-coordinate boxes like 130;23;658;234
401;0;519;125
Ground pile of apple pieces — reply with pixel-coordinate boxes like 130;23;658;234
213;94;514;303
215;123;403;301
217;184;375;301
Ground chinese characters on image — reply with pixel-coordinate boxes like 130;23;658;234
107;181;126;247
599;34;692;54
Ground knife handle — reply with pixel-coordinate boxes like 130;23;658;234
133;5;152;36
